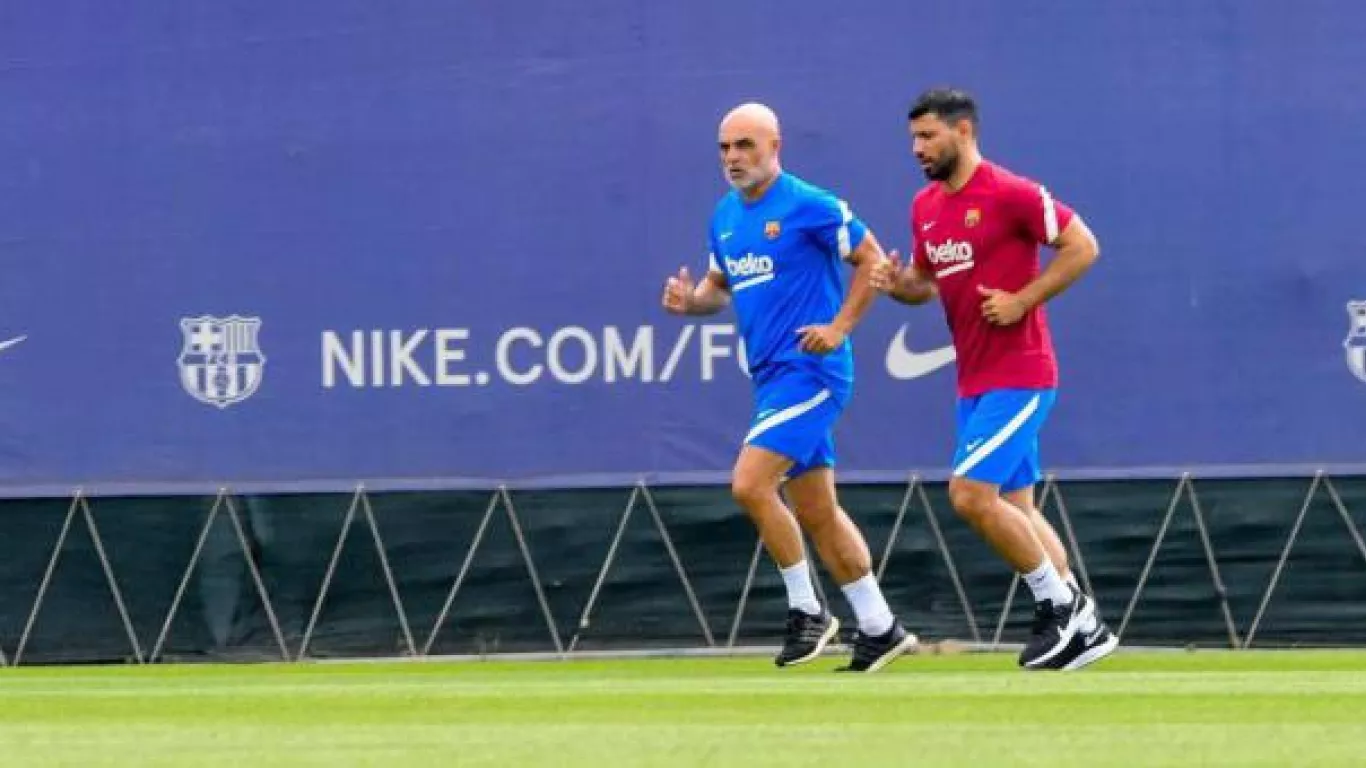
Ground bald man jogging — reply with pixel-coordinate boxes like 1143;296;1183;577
661;103;917;673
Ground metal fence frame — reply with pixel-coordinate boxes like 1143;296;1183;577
2;471;1363;665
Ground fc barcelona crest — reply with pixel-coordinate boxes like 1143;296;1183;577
1346;301;1366;385
764;220;781;239
965;208;982;228
178;315;266;408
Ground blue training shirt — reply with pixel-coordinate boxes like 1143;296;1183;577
707;172;868;392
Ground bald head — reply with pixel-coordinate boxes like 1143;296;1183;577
718;102;782;197
720;102;781;139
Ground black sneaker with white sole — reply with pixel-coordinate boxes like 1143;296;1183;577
1044;618;1119;671
775;609;840;667
834;621;919;673
1018;591;1095;669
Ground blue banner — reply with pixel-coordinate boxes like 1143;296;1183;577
1;1;1363;495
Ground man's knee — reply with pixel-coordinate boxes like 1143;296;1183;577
795;498;841;536
949;476;998;524
731;470;778;510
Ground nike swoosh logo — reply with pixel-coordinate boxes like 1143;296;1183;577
719;232;734;241
921;222;934;232
885;325;955;380
0;335;27;354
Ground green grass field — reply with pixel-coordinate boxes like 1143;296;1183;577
2;650;1365;766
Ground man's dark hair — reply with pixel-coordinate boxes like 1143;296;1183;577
908;88;979;128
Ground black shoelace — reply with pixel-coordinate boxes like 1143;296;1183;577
786;612;825;643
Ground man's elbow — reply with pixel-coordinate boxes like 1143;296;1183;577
1081;234;1100;267
1070;219;1100;265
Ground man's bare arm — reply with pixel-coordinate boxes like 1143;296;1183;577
1016;216;1100;310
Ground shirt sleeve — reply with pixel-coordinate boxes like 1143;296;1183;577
802;189;868;261
1009;177;1076;245
910;201;931;273
706;222;728;286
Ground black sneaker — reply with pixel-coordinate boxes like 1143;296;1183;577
775;609;839;667
834;621;919;673
1045;618;1119;671
1018;591;1094;669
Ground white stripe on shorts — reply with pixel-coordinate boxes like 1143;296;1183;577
745;389;832;444
952;394;1042;477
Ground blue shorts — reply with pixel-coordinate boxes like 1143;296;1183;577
744;366;848;479
952;388;1057;493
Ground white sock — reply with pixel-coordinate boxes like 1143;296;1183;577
1022;559;1072;606
1061;571;1098;631
779;561;822;616
840;573;895;636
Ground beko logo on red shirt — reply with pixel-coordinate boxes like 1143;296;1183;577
925;239;974;265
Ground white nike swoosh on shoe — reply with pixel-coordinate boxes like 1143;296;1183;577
1024;597;1096;669
0;335;27;354
885;325;955;380
1063;632;1119;671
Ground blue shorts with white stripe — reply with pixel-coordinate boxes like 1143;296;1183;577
743;364;849;479
952;388;1058;493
